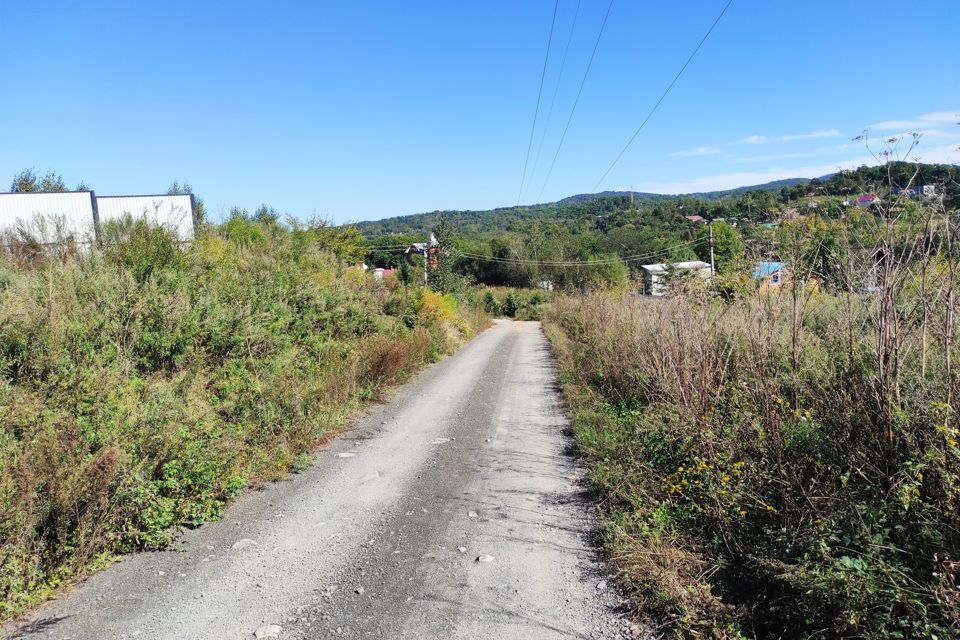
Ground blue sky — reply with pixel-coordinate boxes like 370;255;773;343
1;1;957;223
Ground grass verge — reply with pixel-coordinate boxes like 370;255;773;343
544;292;959;639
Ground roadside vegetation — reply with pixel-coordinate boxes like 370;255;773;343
0;211;487;620
543;171;960;637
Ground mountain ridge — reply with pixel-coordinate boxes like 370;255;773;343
353;176;813;236
556;177;814;205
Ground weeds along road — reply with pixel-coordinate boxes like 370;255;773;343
10;320;630;640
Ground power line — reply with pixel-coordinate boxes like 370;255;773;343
453;237;706;267
592;0;734;191
527;0;582;200
517;0;561;205
536;0;616;203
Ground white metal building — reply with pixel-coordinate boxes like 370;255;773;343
640;260;712;296
96;194;197;241
0;191;98;243
0;191;198;243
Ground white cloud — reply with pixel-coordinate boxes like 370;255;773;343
733;128;842;145
782;128;843;142
870;111;959;131
730;144;854;164
734;135;771;145
730;151;812;163
639;144;960;195
638;165;843;195
669;146;721;157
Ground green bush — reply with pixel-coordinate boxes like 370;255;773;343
0;219;486;620
478;287;551;320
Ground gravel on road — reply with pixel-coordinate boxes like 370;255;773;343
8;320;645;640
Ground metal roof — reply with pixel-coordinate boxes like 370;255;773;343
641;260;711;272
753;261;785;278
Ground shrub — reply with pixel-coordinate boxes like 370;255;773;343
545;289;960;638
0;219;487;620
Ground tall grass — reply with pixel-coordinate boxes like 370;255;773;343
0;216;486;619
544;199;960;638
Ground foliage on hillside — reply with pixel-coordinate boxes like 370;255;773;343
0;214;487;620
361;162;959;293
356;163;960;239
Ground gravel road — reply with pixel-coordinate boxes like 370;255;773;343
8;320;641;640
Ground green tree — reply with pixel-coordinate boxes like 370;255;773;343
397;259;412;285
503;291;519;317
10;169;37;192
482;290;501;315
696;221;745;273
10;169;67;193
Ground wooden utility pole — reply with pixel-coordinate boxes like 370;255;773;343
708;219;716;277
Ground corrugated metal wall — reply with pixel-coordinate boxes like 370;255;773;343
95;195;195;241
0;192;97;242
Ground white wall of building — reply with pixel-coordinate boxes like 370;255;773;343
0;192;97;242
95;195;196;240
0;192;197;244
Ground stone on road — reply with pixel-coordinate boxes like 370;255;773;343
8;320;625;639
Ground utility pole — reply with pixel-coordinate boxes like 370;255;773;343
708;218;716;277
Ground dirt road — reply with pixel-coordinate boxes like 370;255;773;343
10;321;632;640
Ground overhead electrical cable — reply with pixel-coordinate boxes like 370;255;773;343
517;0;561;205
536;0;616;203
592;0;734;191
453;236;706;267
526;0;582;200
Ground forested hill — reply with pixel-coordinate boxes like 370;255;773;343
555;177;812;205
354;176;815;237
355;164;958;238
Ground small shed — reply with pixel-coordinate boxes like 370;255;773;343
754;261;786;290
640;260;712;296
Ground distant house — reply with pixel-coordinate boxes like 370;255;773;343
640;260;712;296
754;261;786;291
855;194;880;207
780;209;803;222
894;185;937;200
684;214;706;224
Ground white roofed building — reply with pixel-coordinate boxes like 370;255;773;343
640;260;712;296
